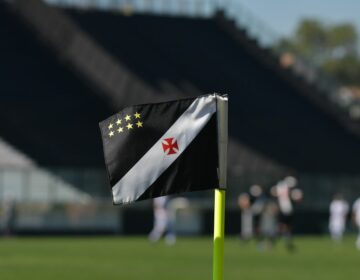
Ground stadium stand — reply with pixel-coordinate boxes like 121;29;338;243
2;0;287;181
1;0;360;234
66;8;360;174
0;1;112;167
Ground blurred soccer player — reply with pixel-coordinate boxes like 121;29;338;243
258;196;279;251
329;193;349;242
274;176;303;252
352;196;360;250
1;197;16;237
148;196;175;245
249;185;265;241
238;193;253;240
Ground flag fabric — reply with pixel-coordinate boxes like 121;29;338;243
99;93;226;205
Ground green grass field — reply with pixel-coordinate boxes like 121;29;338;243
0;236;359;280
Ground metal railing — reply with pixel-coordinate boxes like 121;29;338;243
45;0;218;16
0;167;109;203
1;167;360;211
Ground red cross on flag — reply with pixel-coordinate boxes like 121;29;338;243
162;138;179;155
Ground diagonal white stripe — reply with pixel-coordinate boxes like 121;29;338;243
112;95;217;204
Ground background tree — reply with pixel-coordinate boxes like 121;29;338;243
275;19;360;86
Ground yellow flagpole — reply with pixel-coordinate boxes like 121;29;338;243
213;188;226;280
213;93;228;280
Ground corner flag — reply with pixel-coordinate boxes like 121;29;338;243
99;93;227;205
100;93;228;280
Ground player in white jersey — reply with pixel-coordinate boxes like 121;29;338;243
352;197;360;250
149;196;175;245
273;176;303;252
329;193;349;242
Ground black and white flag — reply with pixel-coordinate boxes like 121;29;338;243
99;94;228;205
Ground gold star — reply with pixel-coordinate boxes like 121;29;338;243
116;118;122;125
126;123;133;130
134;112;141;119
117;127;123;133
109;131;114;137
108;123;114;130
125;115;131;121
136;121;143;128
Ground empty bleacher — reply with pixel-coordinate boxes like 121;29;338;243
67;9;360;173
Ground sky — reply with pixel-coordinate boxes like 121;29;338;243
238;0;360;38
